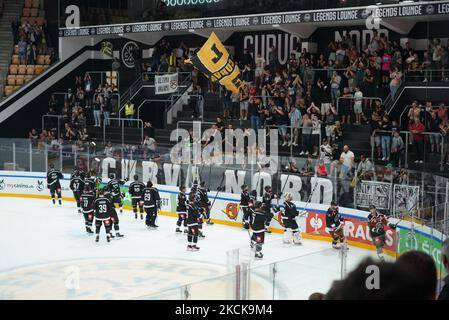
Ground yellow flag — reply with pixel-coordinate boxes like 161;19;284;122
188;32;245;94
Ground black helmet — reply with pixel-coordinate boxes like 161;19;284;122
49;163;55;169
109;173;115;179
147;181;153;188
331;201;338;207
250;190;257;198
241;184;248;191
369;204;376;210
264;185;271;192
134;174;139;181
180;185;186;191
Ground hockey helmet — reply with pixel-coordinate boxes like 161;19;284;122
134;174;139;181
147;181;153;188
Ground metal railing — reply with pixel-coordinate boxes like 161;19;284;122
404;69;449;82
102;117;144;145
41;114;64;138
372;130;445;171
336;96;383;114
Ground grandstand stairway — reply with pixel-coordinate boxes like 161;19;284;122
0;0;24;98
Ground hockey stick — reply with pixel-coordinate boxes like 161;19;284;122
297;176;320;218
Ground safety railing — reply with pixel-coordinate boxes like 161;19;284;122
102;117;143;145
336;96;383;114
404;69;449;83
93;92;121;116
371;130;445;171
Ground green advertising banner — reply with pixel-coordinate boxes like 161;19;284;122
398;227;444;273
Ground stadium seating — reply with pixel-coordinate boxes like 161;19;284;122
3;0;53;97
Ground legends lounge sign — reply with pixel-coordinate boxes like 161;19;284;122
59;1;449;37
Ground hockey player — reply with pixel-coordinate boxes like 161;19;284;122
142;181;161;229
326;201;345;249
250;201;266;259
103;189;124;239
94;189;113;243
262;185;276;233
106;174;126;214
186;192;201;251
80;185;95;234
198;181;214;226
128;175;145;220
176;185;188;234
188;180;205;239
240;184;251;229
281;193;302;245
47;164;63;206
70;168;85;213
368;205;394;261
84;170;101;197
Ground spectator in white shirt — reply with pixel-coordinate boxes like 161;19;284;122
339;144;355;178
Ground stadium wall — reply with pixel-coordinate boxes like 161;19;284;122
0;171;445;268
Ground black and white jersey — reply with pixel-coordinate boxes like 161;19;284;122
94;196;113;220
240;191;250;207
186;203;200;226
84;176;100;191
80;191;96;213
47;169;63;186
129;181;145;199
326;207;343;230
177;192;187;213
106;179;125;196
262;192;274;212
141;187;161;208
282;201;298;222
70;175;85;192
197;188;210;207
251;207;266;233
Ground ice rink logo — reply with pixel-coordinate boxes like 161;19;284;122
36;180;44;192
121;41;139;68
222;203;239;220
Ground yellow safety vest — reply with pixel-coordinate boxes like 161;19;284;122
125;103;135;116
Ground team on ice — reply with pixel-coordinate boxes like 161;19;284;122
46;164;397;260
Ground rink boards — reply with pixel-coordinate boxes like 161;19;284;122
0;171;446;264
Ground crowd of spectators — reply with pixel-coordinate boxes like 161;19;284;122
11;17;53;65
311;239;449;300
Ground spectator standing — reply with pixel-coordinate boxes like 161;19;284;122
380;113;392;161
102;97;111;126
390;130;404;167
353;86;364;125
389;67;402;100
409;117;425;163
124;100;135;127
440;119;449;166
289;104;302;147
300;115;312;156
339;144;355;178
426;109;441;154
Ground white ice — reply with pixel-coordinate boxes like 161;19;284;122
0;197;385;300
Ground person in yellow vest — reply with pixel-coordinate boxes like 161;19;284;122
168;50;177;73
124;100;135;127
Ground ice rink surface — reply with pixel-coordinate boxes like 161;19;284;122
0;197;386;300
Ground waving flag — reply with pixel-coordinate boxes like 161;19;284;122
186;32;245;94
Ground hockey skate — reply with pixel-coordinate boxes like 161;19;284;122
95;235;99;243
250;240;255;250
52;199;56;205
206;219;214;225
184;229;189;235
135;213;138;219
58;199;62;206
191;245;200;251
140;214;144;220
187;245;192;251
86;227;94;235
332;242;341;249
109;233;115;239
106;235;111;242
198;231;205;239
255;251;263;259
243;223;250;230
115;233;124;239
265;227;272;234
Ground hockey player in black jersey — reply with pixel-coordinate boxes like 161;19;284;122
70;168;85;213
326;201;345;249
250;201;266;259
188;180;205;238
240;185;251;230
198;181;214;226
47;164;63;205
128;175;145;220
281;193;302;245
368;205;395;261
103;189;124;239
176;185;188;234
142;181;161;229
106;174;126;214
186;192;201;251
80;185;95;234
262;185;276;233
94;189;113;243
